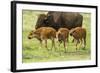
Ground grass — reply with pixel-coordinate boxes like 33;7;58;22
22;10;91;63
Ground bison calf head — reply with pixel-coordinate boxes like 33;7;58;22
28;30;38;39
28;30;34;39
70;27;82;36
69;28;75;36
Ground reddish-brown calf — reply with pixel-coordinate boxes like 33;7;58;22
28;27;56;50
56;28;69;52
70;27;86;50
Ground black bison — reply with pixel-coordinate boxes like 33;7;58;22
56;28;69;52
28;27;56;50
35;11;83;31
70;27;86;50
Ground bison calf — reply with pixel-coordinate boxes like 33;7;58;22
56;28;69;52
28;27;56;50
70;27;86;50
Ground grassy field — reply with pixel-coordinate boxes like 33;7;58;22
22;10;91;63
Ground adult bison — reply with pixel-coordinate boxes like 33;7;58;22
35;11;83;31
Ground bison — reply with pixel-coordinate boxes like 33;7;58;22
28;27;56;50
56;28;69;53
35;11;83;31
70;27;86;50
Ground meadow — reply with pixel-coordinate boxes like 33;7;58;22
22;10;91;63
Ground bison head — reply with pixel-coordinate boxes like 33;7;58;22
43;12;54;25
28;30;39;39
35;14;48;29
44;11;62;24
70;28;75;36
28;30;35;39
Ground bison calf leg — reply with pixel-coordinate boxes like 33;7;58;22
79;39;82;49
84;38;86;48
82;38;86;50
64;40;67;53
44;39;48;50
51;39;56;51
76;42;78;51
39;40;43;49
76;40;79;51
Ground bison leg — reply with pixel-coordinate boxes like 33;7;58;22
76;42;78;51
76;39;79;51
64;40;67;53
39;40;43;49
82;38;86;50
80;39;82;49
51;39;56;51
84;38;86;48
45;39;48;50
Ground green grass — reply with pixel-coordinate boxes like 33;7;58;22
22;10;91;63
